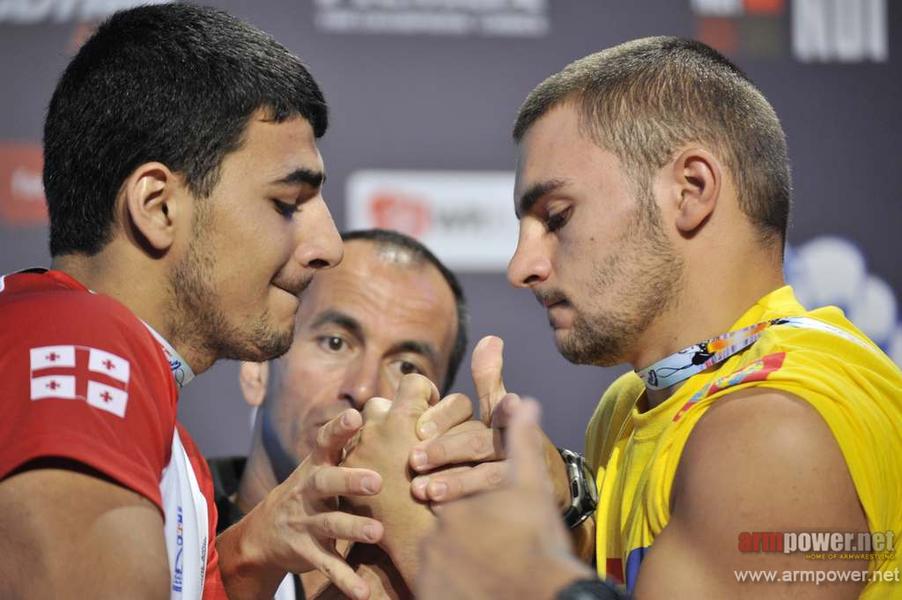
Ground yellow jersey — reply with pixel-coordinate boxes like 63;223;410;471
585;286;902;597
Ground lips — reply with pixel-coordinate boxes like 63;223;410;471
274;274;313;299
535;290;567;309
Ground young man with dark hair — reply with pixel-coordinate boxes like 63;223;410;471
401;37;901;599
0;5;383;599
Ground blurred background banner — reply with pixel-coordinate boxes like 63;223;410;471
1;0;899;455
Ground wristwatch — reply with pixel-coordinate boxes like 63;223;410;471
557;447;598;529
557;578;629;600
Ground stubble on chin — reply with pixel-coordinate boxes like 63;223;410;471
168;243;295;365
556;196;684;368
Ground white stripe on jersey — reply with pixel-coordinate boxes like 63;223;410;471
160;429;209;600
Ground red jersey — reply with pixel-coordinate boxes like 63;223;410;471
0;269;225;599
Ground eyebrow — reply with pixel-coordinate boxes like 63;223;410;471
310;309;362;339
310;309;439;366
390;340;439;367
516;178;567;219
271;168;326;189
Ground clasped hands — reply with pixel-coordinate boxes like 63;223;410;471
235;336;562;599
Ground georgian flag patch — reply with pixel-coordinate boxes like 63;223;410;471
29;345;130;417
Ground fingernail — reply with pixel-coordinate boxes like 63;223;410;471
428;481;447;500
363;524;380;542
341;411;354;427
361;475;379;494
419;420;437;439
410;449;428;469
411;477;428;497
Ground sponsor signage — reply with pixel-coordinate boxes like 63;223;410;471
313;0;549;37
0;142;46;226
690;0;887;63
346;169;518;271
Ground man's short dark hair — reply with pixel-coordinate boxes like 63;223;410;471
514;36;791;246
44;3;328;256
341;229;468;394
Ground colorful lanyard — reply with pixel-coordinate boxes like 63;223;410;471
143;323;195;390
636;316;869;391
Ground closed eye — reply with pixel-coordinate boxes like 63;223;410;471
546;207;572;232
273;199;300;218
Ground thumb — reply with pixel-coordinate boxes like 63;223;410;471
391;373;439;419
471;335;507;425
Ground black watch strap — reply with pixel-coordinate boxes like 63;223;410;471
557;447;598;529
557;578;630;600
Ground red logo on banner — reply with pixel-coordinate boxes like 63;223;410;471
744;0;784;15
0;142;47;226
369;192;432;238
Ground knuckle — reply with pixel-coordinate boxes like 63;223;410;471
311;468;329;492
344;469;358;492
321;514;336;537
320;559;335;577
449;477;465;496
316;423;331;448
485;465;506;487
323;514;341;538
468;432;491;456
426;441;447;463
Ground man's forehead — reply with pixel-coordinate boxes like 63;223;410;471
300;242;455;329
239;113;324;175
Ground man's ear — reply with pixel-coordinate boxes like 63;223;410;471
239;361;269;408
120;162;186;254
670;147;722;236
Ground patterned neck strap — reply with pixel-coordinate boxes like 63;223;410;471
636;319;787;390
635;315;871;391
143;323;196;390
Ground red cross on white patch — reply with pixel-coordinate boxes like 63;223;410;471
29;345;130;418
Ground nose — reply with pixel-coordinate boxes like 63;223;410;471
294;196;343;270
507;224;551;288
337;355;382;410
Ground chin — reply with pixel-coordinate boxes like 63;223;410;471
256;330;293;361
556;326;627;367
221;322;294;362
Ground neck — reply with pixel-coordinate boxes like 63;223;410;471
236;422;280;513
51;243;216;374
632;252;785;411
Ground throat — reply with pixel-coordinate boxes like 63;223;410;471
640;382;688;412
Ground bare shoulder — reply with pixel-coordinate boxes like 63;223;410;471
673;387;863;525
635;389;869;598
0;463;168;599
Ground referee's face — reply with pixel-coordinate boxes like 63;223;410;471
266;240;457;462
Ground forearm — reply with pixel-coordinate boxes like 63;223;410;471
572;515;597;563
216;516;285;600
